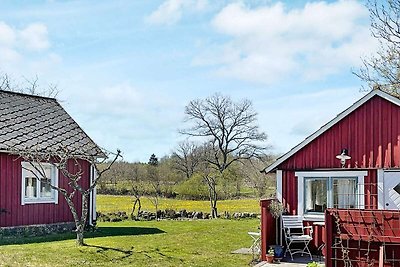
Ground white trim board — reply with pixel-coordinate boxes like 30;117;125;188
263;90;400;173
276;170;283;202
377;169;384;209
296;170;367;220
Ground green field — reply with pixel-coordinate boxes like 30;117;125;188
97;194;261;214
0;196;262;266
0;219;260;267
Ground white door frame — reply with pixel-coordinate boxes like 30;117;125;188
379;169;400;210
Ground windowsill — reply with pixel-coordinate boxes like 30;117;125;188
22;198;57;205
302;214;325;222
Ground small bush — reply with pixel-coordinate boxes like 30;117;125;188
175;174;209;200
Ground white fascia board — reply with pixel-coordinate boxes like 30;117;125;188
263;90;400;173
276;170;282;202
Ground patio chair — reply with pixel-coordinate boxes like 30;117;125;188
281;215;313;260
248;232;261;255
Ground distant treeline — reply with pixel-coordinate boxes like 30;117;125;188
98;153;276;200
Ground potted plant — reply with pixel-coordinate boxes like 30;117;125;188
268;199;285;219
268;199;286;259
266;247;275;263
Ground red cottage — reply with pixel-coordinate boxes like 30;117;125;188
262;89;400;263
0;90;103;230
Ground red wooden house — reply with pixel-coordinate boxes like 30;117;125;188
0;90;103;230
262;89;400;263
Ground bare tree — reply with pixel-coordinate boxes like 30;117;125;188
181;94;268;217
102;161;125;190
147;154;161;219
128;163;146;219
13;146;121;246
355;0;400;95
199;160;219;218
172;141;201;179
0;73;59;97
239;158;275;198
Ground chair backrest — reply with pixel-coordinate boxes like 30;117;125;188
281;215;304;235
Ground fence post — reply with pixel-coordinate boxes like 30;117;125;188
260;199;276;261
260;199;268;261
325;209;333;267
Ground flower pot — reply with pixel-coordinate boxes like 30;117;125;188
273;245;285;259
266;254;274;263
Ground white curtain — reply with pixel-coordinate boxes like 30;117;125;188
305;180;313;211
305;179;327;212
336;179;356;208
26;178;36;198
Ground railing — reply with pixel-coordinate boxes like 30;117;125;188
325;209;400;267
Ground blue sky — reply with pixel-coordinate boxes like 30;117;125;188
0;0;378;162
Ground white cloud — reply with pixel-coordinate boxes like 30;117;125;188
77;82;182;128
19;23;50;51
0;47;21;64
195;0;378;84
0;22;16;46
146;0;208;25
68;82;184;161
0;21;58;75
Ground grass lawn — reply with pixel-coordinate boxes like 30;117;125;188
0;219;260;267
97;194;261;214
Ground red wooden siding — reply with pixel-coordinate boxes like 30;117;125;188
281;171;297;215
277;96;398;214
279;96;400;170
0;153;91;227
269;96;399;256
325;209;400;267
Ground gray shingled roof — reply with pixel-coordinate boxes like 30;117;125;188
0;90;104;157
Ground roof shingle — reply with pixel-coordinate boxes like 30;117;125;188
0;90;104;157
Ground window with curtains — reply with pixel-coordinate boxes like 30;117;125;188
21;162;58;205
304;177;357;214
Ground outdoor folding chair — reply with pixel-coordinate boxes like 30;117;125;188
248;232;261;255
281;215;313;260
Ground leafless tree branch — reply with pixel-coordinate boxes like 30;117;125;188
11;145;121;245
180;93;270;217
354;0;400;96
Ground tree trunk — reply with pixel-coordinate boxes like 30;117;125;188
155;196;159;220
75;222;85;246
62;193;86;246
137;198;142;215
208;183;218;218
81;194;89;228
76;194;89;246
211;201;218;218
212;189;218;218
131;198;141;219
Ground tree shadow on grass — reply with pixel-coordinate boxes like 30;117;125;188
83;244;180;262
84;244;134;260
0;226;165;246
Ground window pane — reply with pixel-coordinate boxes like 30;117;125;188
25;177;37;198
333;178;357;209
40;177;52;198
305;178;327;213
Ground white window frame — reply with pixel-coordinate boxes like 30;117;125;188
296;170;367;221
21;162;59;205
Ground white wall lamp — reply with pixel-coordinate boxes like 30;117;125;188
336;148;351;168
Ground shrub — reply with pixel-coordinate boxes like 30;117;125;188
175;174;209;200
